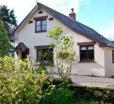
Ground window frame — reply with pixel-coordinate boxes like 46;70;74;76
80;45;94;62
35;19;47;33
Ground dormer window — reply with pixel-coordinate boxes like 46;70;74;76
35;19;47;33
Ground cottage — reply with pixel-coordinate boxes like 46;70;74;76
14;2;114;77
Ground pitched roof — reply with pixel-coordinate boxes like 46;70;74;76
15;42;29;53
15;2;114;48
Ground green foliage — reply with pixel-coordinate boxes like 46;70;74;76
0;5;17;26
41;87;76;104
0;20;12;56
0;56;114;103
58;36;73;49
0;56;78;104
57;50;75;60
0;5;17;38
75;100;96;104
0;56;53;104
48;26;76;81
48;26;63;40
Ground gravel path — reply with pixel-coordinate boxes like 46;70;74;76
50;73;114;89
71;75;114;89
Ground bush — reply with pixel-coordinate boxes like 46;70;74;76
0;56;53;104
41;87;76;104
0;56;76;104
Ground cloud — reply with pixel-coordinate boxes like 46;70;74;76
100;23;114;40
0;0;91;24
38;0;80;16
38;0;66;5
39;0;92;15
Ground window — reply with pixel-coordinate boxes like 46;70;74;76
37;46;53;64
35;19;47;32
80;45;94;62
112;50;114;63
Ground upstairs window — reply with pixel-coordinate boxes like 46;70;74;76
112;50;114;63
35;19;47;33
80;45;94;62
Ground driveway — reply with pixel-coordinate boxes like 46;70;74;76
71;75;114;89
50;73;114;89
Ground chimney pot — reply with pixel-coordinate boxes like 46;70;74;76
69;8;76;21
71;8;74;12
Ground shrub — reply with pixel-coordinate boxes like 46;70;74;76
0;56;53;104
41;87;76;104
0;56;76;104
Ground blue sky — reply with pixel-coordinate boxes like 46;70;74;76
0;0;114;40
77;0;114;40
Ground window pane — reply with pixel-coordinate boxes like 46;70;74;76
88;46;94;50
43;48;53;61
80;53;87;61
87;51;94;60
36;21;41;26
42;20;47;25
42;25;47;31
36;26;41;31
81;46;87;50
37;49;43;61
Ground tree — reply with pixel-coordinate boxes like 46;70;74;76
0;5;17;39
0;20;12;56
48;26;75;81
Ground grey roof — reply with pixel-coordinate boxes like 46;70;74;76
15;2;114;48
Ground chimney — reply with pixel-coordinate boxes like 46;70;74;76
69;8;76;21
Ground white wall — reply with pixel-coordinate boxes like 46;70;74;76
15;8;106;76
104;47;114;77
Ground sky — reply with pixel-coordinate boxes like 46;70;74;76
0;0;114;40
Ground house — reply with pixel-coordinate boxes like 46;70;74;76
14;2;114;77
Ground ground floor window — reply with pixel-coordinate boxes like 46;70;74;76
36;46;53;64
80;45;94;62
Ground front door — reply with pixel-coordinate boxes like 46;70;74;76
21;51;28;60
